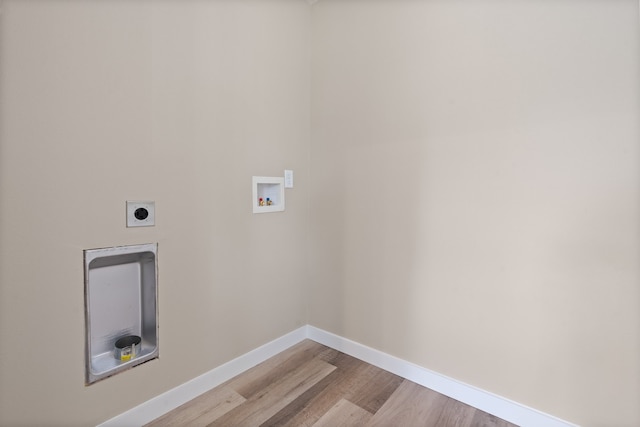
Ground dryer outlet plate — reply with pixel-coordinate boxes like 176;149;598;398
127;201;155;227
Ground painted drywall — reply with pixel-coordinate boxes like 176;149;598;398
0;0;310;425
309;1;640;426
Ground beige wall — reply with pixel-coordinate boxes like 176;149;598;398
309;1;640;427
0;1;310;425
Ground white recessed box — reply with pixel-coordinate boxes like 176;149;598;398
252;176;285;213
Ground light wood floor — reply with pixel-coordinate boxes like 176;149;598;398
146;340;518;427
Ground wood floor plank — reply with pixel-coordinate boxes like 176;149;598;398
206;357;336;427
432;397;477;427
348;365;404;414
366;380;450;427
311;399;373;427
144;386;245;427
470;410;516;427
261;350;403;427
225;339;326;398
261;351;383;427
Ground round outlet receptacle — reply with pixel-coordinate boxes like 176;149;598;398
134;207;149;220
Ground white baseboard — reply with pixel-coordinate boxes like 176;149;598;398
97;326;307;427
99;325;578;427
306;326;579;427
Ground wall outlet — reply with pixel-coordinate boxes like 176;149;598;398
126;201;155;227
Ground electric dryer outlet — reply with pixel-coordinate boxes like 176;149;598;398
126;201;155;227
